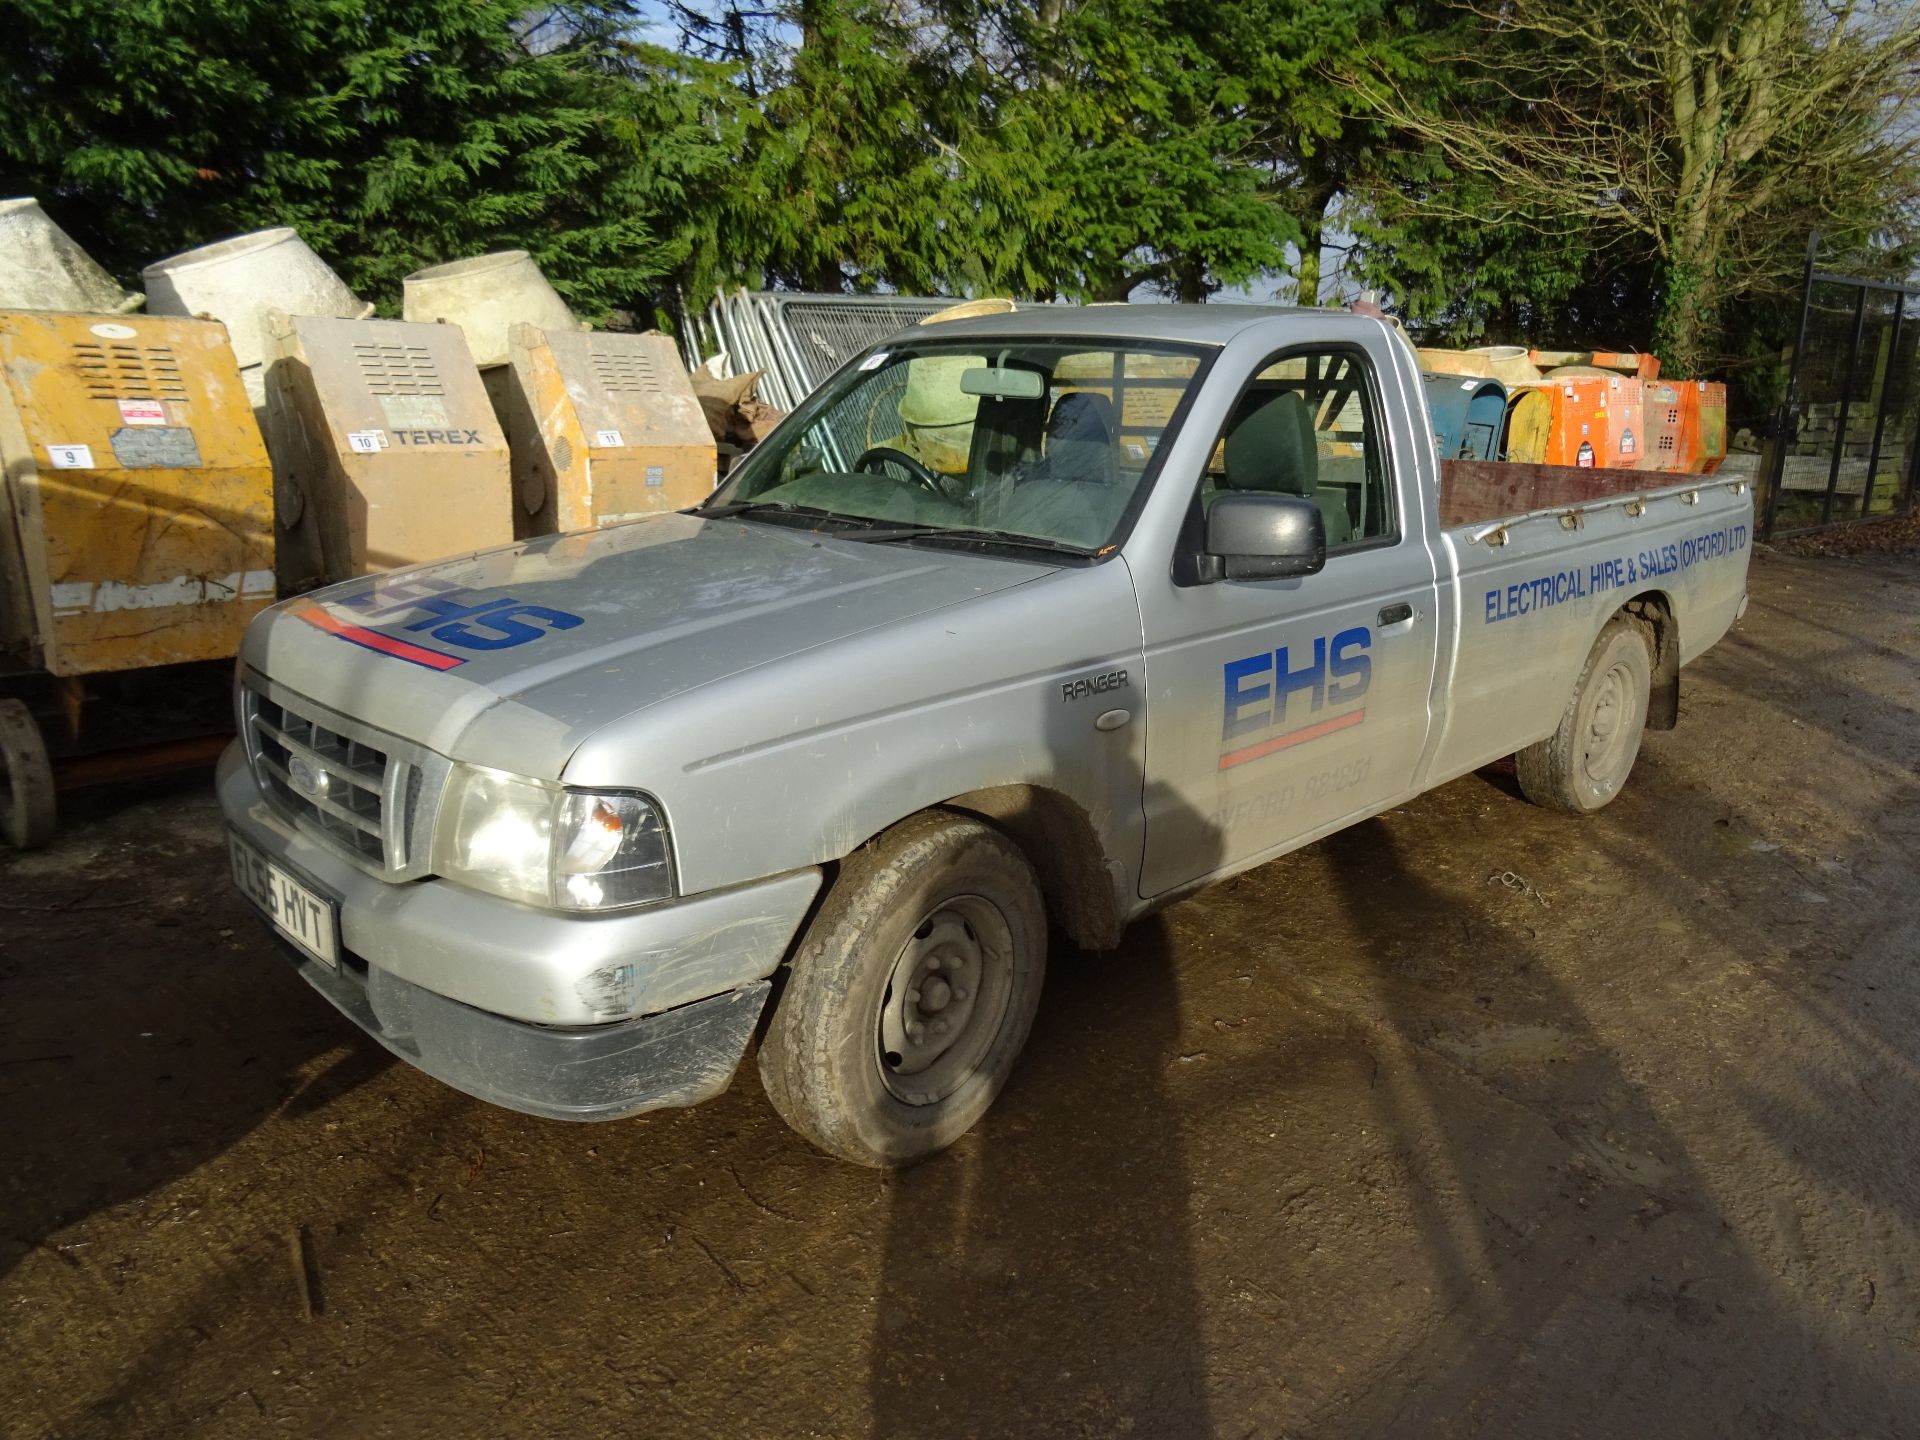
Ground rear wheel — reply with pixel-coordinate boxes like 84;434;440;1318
0;699;56;849
1515;615;1653;814
758;811;1047;1167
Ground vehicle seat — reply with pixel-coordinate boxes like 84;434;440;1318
1037;392;1117;486
1221;391;1353;546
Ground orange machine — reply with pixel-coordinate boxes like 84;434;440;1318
1641;381;1695;472
1689;381;1728;474
1522;374;1647;469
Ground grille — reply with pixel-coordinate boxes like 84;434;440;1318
353;342;445;396
72;342;190;401
589;348;663;395
247;689;394;866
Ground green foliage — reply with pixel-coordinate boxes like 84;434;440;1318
3;0;1909;372
959;0;1302;302
728;1;975;293
1344;0;1920;376
0;0;739;320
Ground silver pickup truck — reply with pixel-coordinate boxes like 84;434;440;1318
220;306;1752;1166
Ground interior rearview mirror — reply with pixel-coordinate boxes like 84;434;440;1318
960;366;1046;400
1204;492;1326;581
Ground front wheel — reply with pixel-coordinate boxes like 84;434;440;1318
1515;614;1653;814
758;811;1047;1167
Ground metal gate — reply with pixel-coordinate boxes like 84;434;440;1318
1762;237;1920;539
679;289;955;411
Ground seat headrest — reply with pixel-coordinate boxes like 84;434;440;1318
1224;391;1318;496
1042;391;1117;485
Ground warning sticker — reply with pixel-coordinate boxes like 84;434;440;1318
46;444;95;470
645;464;665;487
593;430;624;448
117;398;167;427
347;431;385;454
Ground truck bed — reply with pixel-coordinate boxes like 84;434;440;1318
1422;459;1753;786
1437;458;1702;531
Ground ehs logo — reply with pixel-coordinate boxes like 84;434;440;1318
1219;626;1371;771
296;575;583;671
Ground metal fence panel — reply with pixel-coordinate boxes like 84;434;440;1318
1764;243;1919;539
683;290;958;414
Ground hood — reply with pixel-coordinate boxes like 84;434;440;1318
242;513;1050;776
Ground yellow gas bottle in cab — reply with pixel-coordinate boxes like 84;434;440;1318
0;310;274;676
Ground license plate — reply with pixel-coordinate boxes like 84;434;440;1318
229;831;339;968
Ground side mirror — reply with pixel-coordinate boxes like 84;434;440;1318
1204;492;1326;580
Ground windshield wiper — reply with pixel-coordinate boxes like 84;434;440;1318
697;503;1091;557
693;500;899;534
833;523;1093;557
693;499;825;521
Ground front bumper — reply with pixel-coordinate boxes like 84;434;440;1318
218;741;821;1120
280;937;772;1121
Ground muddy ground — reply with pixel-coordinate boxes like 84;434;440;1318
3;546;1918;1439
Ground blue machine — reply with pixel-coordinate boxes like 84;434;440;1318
1423;373;1510;461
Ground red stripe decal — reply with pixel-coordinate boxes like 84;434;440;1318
296;607;465;670
1218;707;1366;770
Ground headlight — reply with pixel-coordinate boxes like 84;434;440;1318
435;765;674;911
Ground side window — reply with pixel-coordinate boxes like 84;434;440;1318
1204;348;1396;549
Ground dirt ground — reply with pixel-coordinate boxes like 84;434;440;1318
3;546;1918;1440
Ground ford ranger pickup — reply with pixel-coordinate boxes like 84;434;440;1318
219;305;1753;1165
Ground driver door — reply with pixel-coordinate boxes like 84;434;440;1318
1137;345;1441;896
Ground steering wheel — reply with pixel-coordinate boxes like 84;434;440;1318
854;446;964;505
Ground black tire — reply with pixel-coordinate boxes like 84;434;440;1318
1515;615;1653;814
758;810;1047;1167
0;698;56;849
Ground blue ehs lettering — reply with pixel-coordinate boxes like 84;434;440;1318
1222;626;1374;742
332;584;586;652
1272;637;1327;725
1328;626;1371;700
429;603;583;650
1222;654;1274;741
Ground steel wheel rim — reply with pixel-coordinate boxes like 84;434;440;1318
1579;659;1641;794
876;893;1015;1106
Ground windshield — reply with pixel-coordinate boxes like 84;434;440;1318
704;337;1211;552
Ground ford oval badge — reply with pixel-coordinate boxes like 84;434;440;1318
288;755;329;800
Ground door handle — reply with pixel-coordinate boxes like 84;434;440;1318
1378;602;1414;626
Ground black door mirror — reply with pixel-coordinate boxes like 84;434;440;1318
1203;492;1326;580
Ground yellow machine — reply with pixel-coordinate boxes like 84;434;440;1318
1503;389;1553;464
0;310;274;677
263;313;514;589
497;326;716;535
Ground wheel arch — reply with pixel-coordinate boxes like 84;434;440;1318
1620;589;1679;730
937;784;1126;951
